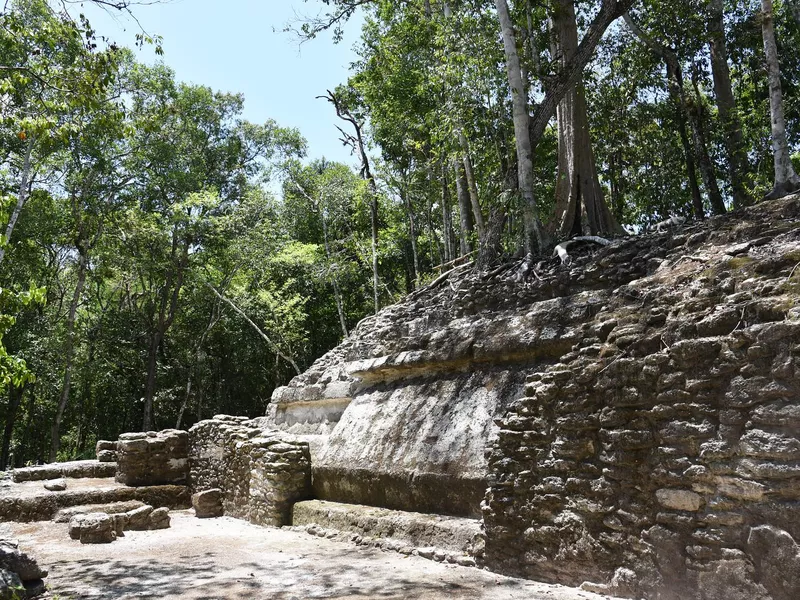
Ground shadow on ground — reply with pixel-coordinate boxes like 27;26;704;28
46;546;519;599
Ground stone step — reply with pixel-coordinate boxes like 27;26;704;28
11;460;116;482
290;500;483;565
0;477;190;522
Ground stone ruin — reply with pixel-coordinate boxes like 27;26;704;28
2;195;800;599
186;195;800;599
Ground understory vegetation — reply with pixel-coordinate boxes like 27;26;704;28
0;0;798;466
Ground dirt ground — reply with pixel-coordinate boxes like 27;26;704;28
6;511;615;600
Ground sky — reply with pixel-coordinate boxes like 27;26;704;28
73;0;364;169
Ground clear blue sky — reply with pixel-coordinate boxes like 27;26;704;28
75;0;364;169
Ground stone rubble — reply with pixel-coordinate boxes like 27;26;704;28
191;488;223;518
0;537;47;597
67;504;171;543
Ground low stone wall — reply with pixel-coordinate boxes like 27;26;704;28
12;460;116;483
188;416;311;526
116;430;188;486
0;484;189;522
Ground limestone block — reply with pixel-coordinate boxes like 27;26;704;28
192;488;223;518
97;449;117;463
43;478;66;491
147;507;170;530
111;513;129;537
655;489;703;511
125;505;153;530
69;513;116;544
739;429;800;460
695;558;770;600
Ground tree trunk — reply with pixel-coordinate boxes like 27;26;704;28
761;0;800;198
321;209;349;337
688;71;726;215
0;135;34;265
1;386;23;470
458;130;486;239
454;159;474;255
669;63;706;219
16;384;35;467
550;0;624;237
50;245;89;461
495;0;550;255
441;161;455;263
624;13;706;219
401;184;421;288
142;231;189;431
708;0;752;208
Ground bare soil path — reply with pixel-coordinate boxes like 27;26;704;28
6;511;613;600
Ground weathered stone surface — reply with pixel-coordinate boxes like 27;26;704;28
292;500;483;560
95;440;118;463
53;500;146;523
748;525;800;600
12;460;115;483
43;478;66;492
655;489;703;511
0;540;47;581
69;512;116;544
116;429;188;486
189;420;311;526
192;488;223;518
96;449;117;463
125;505;153;530
147;507;170;530
0;483;189;523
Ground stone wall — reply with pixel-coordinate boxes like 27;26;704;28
116;430;189;486
188;416;311;526
482;198;800;599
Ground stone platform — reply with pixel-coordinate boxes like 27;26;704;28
0;478;189;522
291;499;483;564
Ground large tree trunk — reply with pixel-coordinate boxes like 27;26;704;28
495;0;550;254
550;0;624;237
453;158;474;255
761;0;800;198
497;0;631;253
50;245;88;461
708;0;752;208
